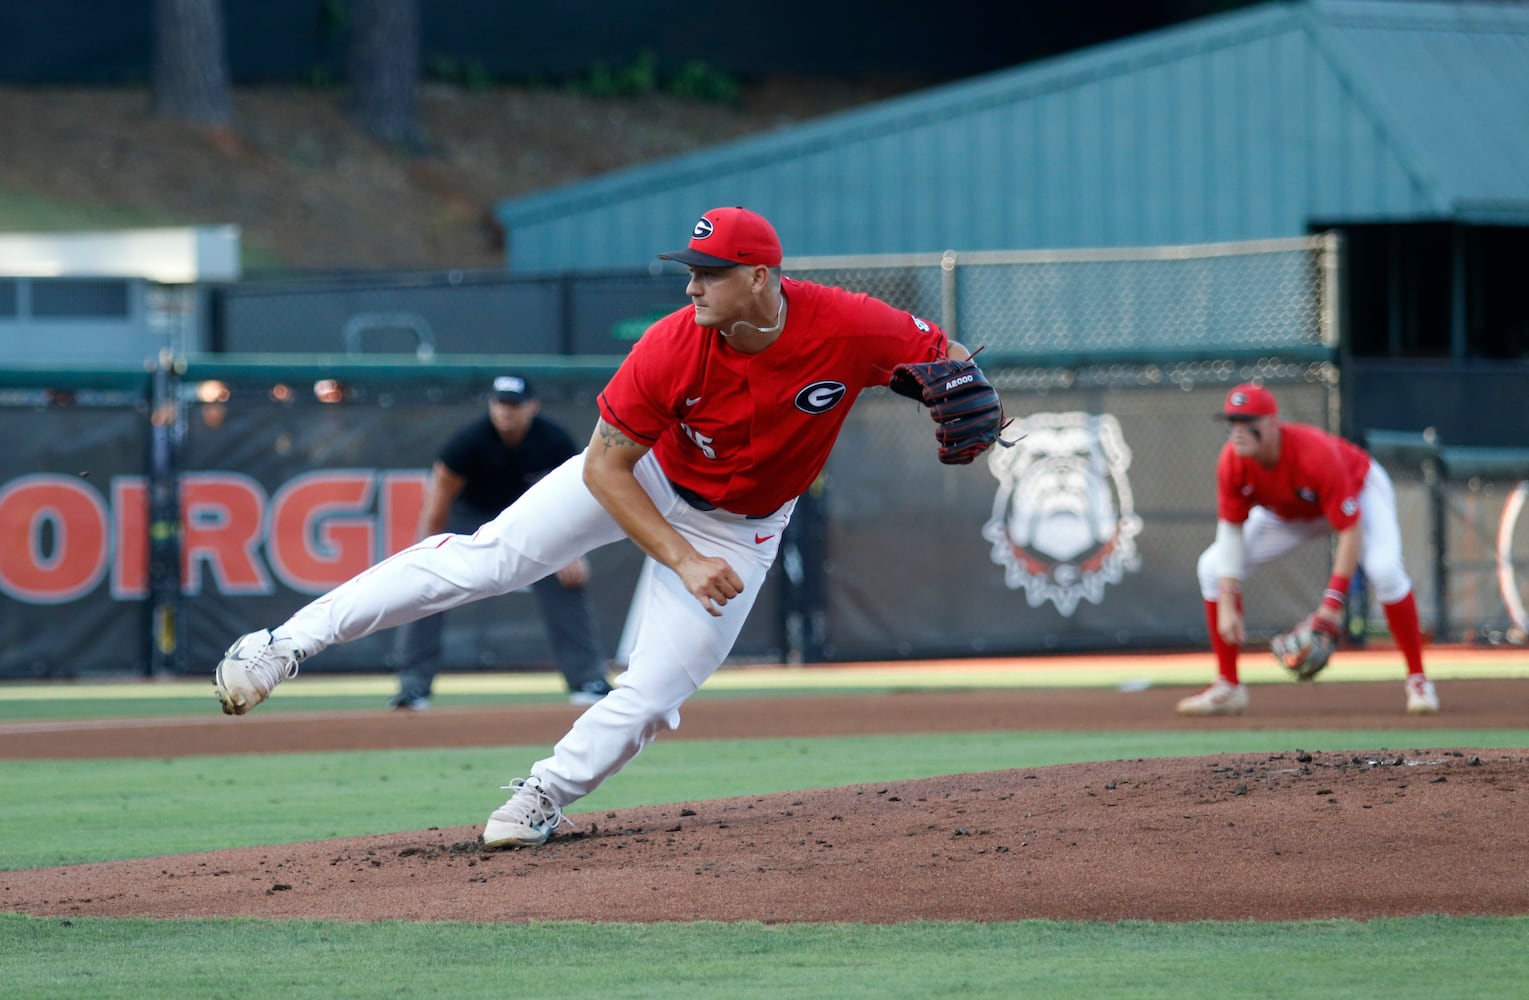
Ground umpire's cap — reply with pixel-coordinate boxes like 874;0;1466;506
491;374;534;403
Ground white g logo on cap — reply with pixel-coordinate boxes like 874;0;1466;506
692;217;715;240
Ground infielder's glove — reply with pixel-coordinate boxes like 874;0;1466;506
888;356;1012;465
1270;615;1340;680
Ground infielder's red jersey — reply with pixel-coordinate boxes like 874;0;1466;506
599;276;948;516
1216;422;1371;528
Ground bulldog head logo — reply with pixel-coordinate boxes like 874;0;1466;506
981;411;1142;615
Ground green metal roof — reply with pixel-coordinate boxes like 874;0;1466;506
495;1;1529;271
1311;0;1529;222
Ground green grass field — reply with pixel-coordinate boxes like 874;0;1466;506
3;664;1526;999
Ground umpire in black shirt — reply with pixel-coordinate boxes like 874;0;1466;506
389;374;613;709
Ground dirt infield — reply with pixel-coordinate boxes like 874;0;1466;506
3;679;1528;923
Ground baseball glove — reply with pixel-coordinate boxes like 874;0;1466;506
888;357;1011;465
1270;615;1339;681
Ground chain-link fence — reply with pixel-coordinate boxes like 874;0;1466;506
786;234;1337;361
211;237;1336;366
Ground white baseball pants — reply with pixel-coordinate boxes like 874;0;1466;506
1197;461;1412;603
280;449;793;806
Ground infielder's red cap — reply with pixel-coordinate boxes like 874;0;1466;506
658;207;782;268
1221;383;1278;420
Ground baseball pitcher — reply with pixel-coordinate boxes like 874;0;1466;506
214;206;1008;847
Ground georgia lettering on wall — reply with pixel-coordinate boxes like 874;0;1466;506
0;470;427;604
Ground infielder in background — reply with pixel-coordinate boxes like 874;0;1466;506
214;206;1007;847
1176;383;1438;717
387;374;613;711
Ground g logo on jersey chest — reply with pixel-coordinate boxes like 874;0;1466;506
795;380;848;414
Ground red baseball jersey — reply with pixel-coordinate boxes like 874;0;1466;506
598;276;948;516
1217;422;1371;529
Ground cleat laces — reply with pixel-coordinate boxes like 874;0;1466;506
245;633;304;691
494;778;572;834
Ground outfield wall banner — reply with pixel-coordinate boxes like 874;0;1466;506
4;368;1524;678
0;397;149;676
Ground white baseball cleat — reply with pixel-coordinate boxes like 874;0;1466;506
214;629;304;716
1175;678;1249;716
1405;675;1440;715
483;778;570;848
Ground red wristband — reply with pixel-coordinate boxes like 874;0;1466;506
1321;574;1350;613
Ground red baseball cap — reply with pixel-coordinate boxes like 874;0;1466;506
1221;383;1279;420
658;207;783;268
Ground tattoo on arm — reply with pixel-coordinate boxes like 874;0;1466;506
596;419;639;453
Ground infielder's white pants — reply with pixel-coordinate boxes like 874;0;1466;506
280;450;794;806
1197;461;1411;603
